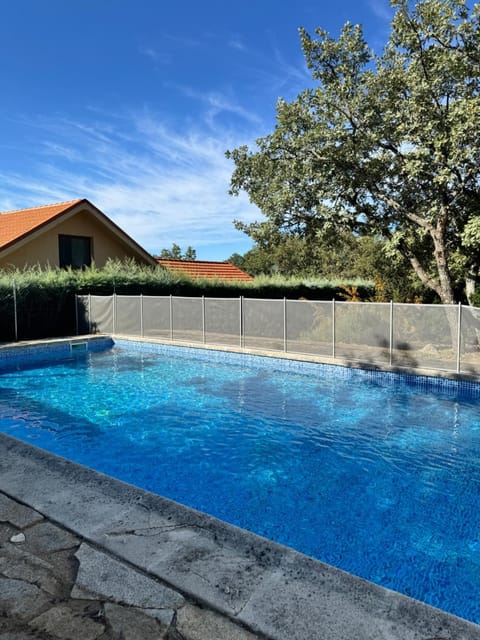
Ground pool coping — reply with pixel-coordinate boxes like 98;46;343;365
1;336;480;639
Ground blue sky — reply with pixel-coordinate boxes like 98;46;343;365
0;0;393;260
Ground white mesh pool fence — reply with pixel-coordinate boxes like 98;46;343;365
76;294;480;375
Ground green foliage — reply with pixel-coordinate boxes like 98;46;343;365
156;243;197;260
230;232;363;277
230;233;435;301
228;252;248;270
0;266;79;341
227;0;480;304
0;261;376;341
469;287;480;306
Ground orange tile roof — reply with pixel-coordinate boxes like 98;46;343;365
0;199;84;250
157;259;253;281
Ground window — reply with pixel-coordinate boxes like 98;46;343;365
58;235;92;269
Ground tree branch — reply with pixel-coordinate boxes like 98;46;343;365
399;240;442;296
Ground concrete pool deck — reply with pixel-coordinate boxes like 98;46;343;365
1;434;480;640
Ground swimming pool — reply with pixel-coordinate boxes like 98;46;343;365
1;339;479;623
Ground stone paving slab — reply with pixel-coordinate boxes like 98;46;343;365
0;493;43;529
102;520;271;617
1;432;480;640
0;474;260;639
0;497;260;640
103;602;172;640
0;543;65;597
0;576;52;620
29;603;106;640
174;604;260;640
72;543;185;610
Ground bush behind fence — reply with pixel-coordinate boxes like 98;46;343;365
78;294;480;376
0;268;375;343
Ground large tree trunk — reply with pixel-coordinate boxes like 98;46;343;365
432;237;455;304
403;247;454;304
432;208;455;305
400;225;459;355
396;211;455;305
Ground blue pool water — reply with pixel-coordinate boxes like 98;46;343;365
1;342;480;623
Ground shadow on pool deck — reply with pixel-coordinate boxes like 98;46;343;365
1;433;479;640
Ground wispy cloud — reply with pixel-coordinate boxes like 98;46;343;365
172;85;263;129
0;111;261;258
236;31;312;101
368;0;394;23
228;36;246;51
138;45;171;65
0;28;319;260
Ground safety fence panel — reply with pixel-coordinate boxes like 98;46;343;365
335;302;391;363
114;296;142;336
76;295;90;335
76;295;480;375
142;296;171;339
205;298;241;347
243;298;285;351
172;297;203;343
459;305;480;375
286;300;332;356
89;295;114;334
393;304;458;371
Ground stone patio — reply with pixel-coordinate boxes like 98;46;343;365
0;491;260;640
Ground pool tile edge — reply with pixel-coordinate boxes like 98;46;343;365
0;335;113;369
113;336;480;398
0;433;478;640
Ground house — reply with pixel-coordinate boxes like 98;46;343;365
0;198;157;269
157;258;253;281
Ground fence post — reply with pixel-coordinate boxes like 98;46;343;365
283;297;287;353
140;294;144;338
389;300;394;366
332;299;336;359
75;295;79;336
202;296;206;344
113;293;117;335
239;296;244;349
456;302;462;374
12;280;18;342
88;294;92;334
169;295;173;341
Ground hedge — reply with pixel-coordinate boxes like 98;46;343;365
0;261;375;342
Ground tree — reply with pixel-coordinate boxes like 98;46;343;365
157;244;197;261
230;231;361;277
183;246;197;261
229;233;430;300
227;0;480;304
229;248;275;274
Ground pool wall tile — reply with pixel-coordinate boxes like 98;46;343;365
113;338;480;400
1;335;479;400
0;337;113;371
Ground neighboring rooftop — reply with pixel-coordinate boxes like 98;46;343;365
157;258;253;281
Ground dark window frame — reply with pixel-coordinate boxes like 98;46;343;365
58;234;93;269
